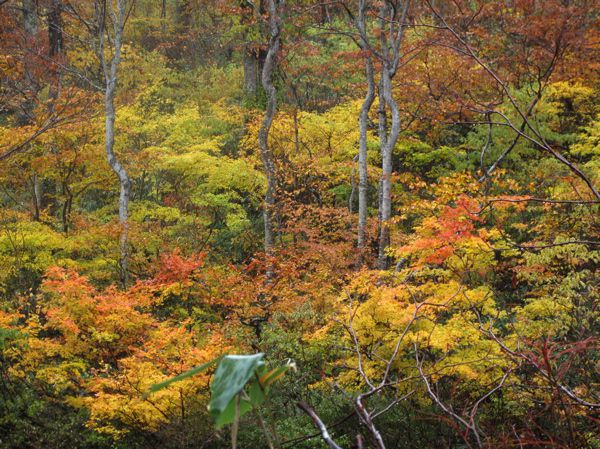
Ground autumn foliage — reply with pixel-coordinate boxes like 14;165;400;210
0;1;598;448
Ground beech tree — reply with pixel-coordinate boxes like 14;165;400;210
356;0;375;263
376;0;410;269
95;0;134;286
258;0;283;262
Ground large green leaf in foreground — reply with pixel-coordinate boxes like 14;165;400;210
208;353;265;427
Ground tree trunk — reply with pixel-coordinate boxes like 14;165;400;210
243;49;260;97
160;0;167;34
105;78;132;286
61;182;73;233
47;0;63;111
18;0;38;125
319;4;331;24
377;80;387;227
376;0;409;270
242;0;267;98
349;155;358;214
31;174;41;221
22;0;38;35
101;0;132;287
377;67;400;269
47;0;62;57
357;0;375;264
21;0;41;217
257;0;282;266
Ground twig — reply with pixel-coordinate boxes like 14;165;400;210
297;401;343;449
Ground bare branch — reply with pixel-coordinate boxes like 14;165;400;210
297;402;344;449
425;0;600;201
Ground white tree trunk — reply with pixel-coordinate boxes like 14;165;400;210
377;67;401;269
258;0;282;264
100;0;132;286
357;0;375;262
376;0;409;270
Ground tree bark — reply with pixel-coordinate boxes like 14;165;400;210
297;402;343;449
31;174;41;221
242;1;267;98
376;0;409;270
61;182;73;233
318;4;331;24
257;0;282;265
357;0;375;264
18;0;38;125
22;0;38;35
21;0;41;219
47;0;62;57
377;67;399;269
377;79;387;227
47;0;63;111
349;155;357;214
160;0;166;34
99;0;132;287
243;49;260;97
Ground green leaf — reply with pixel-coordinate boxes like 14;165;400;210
145;356;222;396
247;377;266;406
209;353;265;427
217;392;254;428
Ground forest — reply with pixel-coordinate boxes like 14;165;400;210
0;1;598;448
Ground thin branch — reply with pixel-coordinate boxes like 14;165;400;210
297;402;344;449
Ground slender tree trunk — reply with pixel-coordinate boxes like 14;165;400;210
31;174;41;221
47;0;63;111
48;0;63;57
376;0;409;270
257;0;282;267
100;0;132;287
349;154;358;214
19;0;38;125
22;0;38;35
105;78;132;286
243;49;260;97
242;1;267;98
160;0;167;34
61;182;73;233
377;80;387;227
377;67;400;269
21;0;41;220
357;0;375;263
319;4;331;24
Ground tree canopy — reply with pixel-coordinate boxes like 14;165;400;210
0;1;598;448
